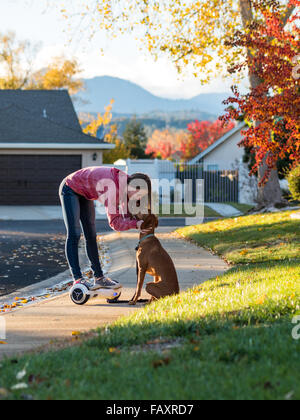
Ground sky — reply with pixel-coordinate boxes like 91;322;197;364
0;0;246;99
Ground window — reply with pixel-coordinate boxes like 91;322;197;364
207;164;219;171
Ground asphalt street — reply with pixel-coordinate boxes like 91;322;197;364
0;220;112;297
0;218;186;297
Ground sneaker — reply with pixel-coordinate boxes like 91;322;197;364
91;276;122;291
73;279;90;289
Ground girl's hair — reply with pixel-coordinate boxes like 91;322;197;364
127;173;152;215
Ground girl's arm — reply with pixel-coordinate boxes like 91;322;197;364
107;211;138;232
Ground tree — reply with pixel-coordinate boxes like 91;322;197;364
81;99;129;163
0;31;83;93
123;118;148;159
0;31;34;89
145;129;188;160
187;120;236;153
81;99;116;138
222;1;300;206
103;139;130;164
62;0;298;207
179;119;235;161
179;135;202;162
33;56;83;94
243;139;296;181
145;121;235;161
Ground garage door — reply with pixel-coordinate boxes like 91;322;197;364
0;155;82;205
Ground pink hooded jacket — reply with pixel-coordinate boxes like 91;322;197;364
65;167;138;232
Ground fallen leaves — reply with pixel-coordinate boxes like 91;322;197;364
0;235;111;313
239;250;249;256
28;374;46;386
256;295;267;305
152;357;171;368
0;233;68;297
109;347;121;354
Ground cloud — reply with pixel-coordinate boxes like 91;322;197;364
34;44;68;68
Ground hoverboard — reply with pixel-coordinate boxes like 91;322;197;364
70;283;122;305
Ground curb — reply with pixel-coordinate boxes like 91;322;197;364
0;232;138;312
0;244;88;310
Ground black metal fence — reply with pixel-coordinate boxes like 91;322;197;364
159;162;239;203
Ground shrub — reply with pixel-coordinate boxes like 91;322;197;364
287;166;300;201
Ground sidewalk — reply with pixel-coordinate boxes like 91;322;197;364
205;203;242;217
0;227;228;360
0;206;186;226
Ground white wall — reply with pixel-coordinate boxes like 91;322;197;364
126;159;160;179
107;159;177;181
201;130;260;204
82;150;103;167
203;129;245;171
238;160;258;205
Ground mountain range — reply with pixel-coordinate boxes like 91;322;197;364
75;76;230;118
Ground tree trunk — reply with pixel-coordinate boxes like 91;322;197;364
257;161;284;208
239;0;284;208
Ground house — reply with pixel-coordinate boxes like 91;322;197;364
189;121;247;170
0;90;114;205
105;122;258;205
189;122;258;204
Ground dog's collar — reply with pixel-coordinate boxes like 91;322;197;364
135;234;155;251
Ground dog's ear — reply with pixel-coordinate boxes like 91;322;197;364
141;214;159;230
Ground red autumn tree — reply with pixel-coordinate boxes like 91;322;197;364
187;119;236;155
146;121;236;162
179;135;202;162
146;129;190;160
222;0;300;198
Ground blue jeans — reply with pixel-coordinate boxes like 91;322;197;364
59;182;104;281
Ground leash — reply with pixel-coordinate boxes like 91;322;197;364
135;234;155;251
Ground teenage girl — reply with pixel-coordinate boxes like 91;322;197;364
59;167;151;290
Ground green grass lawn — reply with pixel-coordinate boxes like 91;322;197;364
178;210;300;264
0;211;299;400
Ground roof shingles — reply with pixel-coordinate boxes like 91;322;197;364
0;90;103;145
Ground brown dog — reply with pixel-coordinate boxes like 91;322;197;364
129;214;180;305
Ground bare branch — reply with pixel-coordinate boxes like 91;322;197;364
282;5;296;27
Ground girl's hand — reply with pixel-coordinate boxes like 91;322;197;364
137;220;143;230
